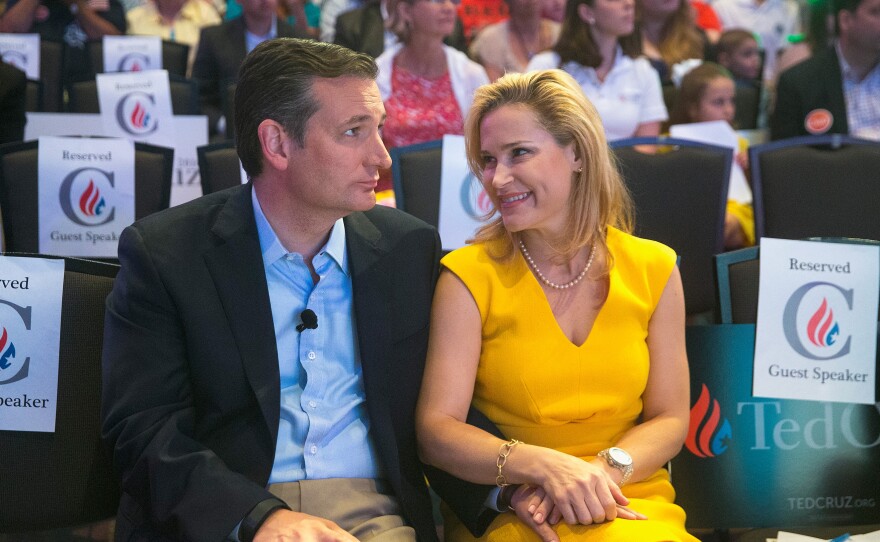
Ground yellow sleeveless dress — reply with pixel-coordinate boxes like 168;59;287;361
440;227;698;542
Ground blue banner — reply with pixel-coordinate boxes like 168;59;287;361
675;324;880;528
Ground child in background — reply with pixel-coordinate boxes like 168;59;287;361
716;29;761;87
669;62;755;249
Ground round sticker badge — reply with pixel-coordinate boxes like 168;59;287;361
804;108;833;135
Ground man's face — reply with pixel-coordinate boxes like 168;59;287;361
241;0;279;19
841;0;880;56
284;76;391;218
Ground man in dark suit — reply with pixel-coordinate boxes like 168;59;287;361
192;0;305;140
0;61;27;145
333;0;466;58
771;0;880;140
102;38;443;541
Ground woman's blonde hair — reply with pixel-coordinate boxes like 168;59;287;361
649;0;705;67
464;69;633;272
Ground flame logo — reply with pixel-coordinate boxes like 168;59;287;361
806;298;839;347
0;327;16;371
130;101;150;129
78;180;106;217
685;384;731;458
130;62;142;72
476;189;493;214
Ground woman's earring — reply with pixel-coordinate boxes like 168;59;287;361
577;166;584;173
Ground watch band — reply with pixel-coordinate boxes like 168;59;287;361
239;497;290;542
598;447;633;486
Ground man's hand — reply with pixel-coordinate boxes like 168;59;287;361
510;485;559;542
253;509;358;542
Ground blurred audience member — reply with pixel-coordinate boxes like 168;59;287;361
716;28;761;85
278;0;319;36
334;0;466;58
192;0;302;139
0;60;26;145
639;0;707;85
0;0;125;86
690;0;720;43
775;0;833;76
772;0;879;140
469;0;560;80
527;0;667;140
457;0;507;40
376;0;488;195
668;62;755;248
712;0;800;82
319;0;358;41
126;0;221;73
541;0;563;22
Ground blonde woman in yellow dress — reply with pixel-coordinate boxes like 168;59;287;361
415;69;698;541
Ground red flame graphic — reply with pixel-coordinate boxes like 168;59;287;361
685;384;722;458
476;189;493;213
807;298;835;346
131;101;146;128
131;62;142;72
78;180;102;216
0;328;7;352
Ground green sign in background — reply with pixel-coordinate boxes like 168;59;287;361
675;324;880;528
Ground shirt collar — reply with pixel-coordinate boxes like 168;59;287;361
251;188;349;274
836;40;880;83
245;17;278;50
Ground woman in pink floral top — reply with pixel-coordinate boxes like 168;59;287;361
375;0;489;197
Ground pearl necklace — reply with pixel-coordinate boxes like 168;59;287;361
519;241;596;290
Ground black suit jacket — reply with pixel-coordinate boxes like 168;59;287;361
102;184;443;541
771;46;848;140
192;19;302;136
333;1;467;58
0;61;26;145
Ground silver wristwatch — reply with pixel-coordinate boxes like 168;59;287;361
598;447;633;486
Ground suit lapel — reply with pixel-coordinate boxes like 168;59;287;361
345;211;401;479
204;185;281;441
228;18;249;70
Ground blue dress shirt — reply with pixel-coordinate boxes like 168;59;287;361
251;189;383;484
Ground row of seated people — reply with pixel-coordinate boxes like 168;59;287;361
3;0;873;139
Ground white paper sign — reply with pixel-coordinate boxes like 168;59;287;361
754;238;880;404
0;33;40;80
97;70;173;143
26;113;207;207
102;35;163;73
438;134;491;251
38;136;136;257
0;256;64;433
669;120;752;204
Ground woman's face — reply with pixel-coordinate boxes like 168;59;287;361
400;0;458;39
508;0;542;18
692;76;736;124
580;0;636;39
724;39;761;80
638;0;680;21
542;0;565;22
478;104;581;237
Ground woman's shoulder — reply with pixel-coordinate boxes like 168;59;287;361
444;44;489;80
526;51;559;71
442;241;497;269
608;226;677;270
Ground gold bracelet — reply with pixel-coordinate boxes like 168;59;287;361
495;438;521;487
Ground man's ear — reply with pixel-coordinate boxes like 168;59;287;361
257;119;291;172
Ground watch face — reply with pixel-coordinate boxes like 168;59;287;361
609;447;632;466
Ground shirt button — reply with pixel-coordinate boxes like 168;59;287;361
308;400;317;409
307;351;316;360
286;254;294;261
310;445;318;454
